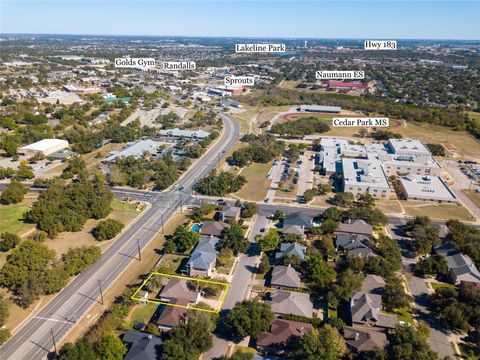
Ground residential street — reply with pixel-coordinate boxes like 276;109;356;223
203;215;269;359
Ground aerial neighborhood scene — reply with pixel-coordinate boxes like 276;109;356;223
0;1;479;359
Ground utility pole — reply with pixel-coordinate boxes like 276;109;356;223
98;279;104;305
137;240;142;261
51;328;57;355
161;213;165;234
179;193;184;213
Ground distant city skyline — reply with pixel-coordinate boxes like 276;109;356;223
0;1;479;40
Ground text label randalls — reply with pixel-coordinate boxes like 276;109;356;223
224;76;255;86
316;71;365;79
364;40;397;50
162;61;196;71
333;118;389;127
115;58;156;69
235;44;285;53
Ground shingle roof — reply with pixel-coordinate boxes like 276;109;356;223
200;221;230;237
156;299;188;328
222;206;241;218
123;330;163;360
343;326;388;353
283;212;313;229
187;236;219;271
256;318;312;348
336;219;373;236
271;265;301;288
267;290;313;317
336;233;371;250
275;243;306;261
159;278;199;303
437;248;480;283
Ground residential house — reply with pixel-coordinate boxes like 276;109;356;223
437;248;480;284
256;318;312;353
221;206;241;222
156;278;200;331
186;236;220;277
275;243;307;263
335;219;373;237
122;330;163;360
266;290;313;317
343;326;388;353
283;213;313;231
350;275;398;329
270;265;302;289
335;233;376;259
200;221;230;237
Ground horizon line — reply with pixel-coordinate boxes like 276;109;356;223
1;32;479;42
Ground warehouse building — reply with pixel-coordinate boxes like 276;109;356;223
19;139;69;157
104;139;163;163
398;175;457;203
36;90;82;105
297;105;341;113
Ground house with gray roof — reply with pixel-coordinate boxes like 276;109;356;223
200;221;230;237
266;290;313;317
123;330;163;360
437;247;480;284
270;265;301;289
275;243;306;262
336;233;376;258
335;219;373;237
221;205;241;222
283;212;313;230
350;275;398;329
343;326;388;353
186;236;220;277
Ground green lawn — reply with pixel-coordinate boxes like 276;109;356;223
111;198;139;212
234;160;274;201
328;306;337;319
463;190;480;209
158;253;189;273
384;306;414;323
129;303;158;327
403;203;474;222
430;282;456;291
0;197;36;235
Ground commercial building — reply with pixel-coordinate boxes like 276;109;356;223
296;105;341;113
104;140;163;163
379;153;442;176
399;175;457;203
159;128;210;139
342;157;391;198
36;90;82;105
19;139;69;157
326;81;368;92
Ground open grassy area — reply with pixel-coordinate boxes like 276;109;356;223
403;203;474;221
384;306;414;323
376;200;404;214
463;189;480;209
127;302;158;327
158;253;189;273
430;282;456;291
234;161;274;201
0;195;36;235
231;104;261;134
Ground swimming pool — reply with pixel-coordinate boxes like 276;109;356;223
191;223;201;233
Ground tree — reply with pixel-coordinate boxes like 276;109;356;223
0;232;21;252
331;269;363;302
221;225;248;255
257;229;280;252
387;324;438;360
294;324;347;360
224;300;274;338
304;253;336;290
319;219;338;234
165;225;200;253
60;336;98;360
272;210;285;220
92;219;124;241
0;296;9;326
62;246;102;276
0;180;27;204
322;207;343;222
0;328;10;346
16;161;34;180
194;170;246;196
330;192;354;207
405;216;440;256
357;193;375;208
217;248;234;267
219;351;254;360
382;277;412;312
258;253;270;274
241;202;258;218
96;334;126;360
162;311;214;360
416;254;448;278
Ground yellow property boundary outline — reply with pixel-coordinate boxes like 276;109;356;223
131;272;230;313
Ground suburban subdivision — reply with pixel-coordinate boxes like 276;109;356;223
0;2;479;360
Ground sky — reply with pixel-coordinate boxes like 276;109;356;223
0;1;479;40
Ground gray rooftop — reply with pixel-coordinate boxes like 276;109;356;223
271;265;301;288
275;243;306;262
123;330;163;360
105;139;162;162
187;236;219;271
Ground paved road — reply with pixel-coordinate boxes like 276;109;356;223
0;113;240;360
204;215;269;360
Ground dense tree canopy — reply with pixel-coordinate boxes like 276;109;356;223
0;180;27;204
224;300;275;338
194;170;246;196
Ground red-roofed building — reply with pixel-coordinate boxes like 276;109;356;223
327;81;368;91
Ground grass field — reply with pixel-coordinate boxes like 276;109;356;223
403;203;474;221
234;161;274;201
0;196;36;235
376;200;404;214
463;189;480;208
384;306;414;323
158;253;189;273
430;282;456;291
127;302;158;327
